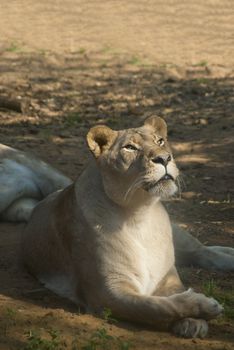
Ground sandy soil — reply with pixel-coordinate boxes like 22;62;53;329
0;1;233;349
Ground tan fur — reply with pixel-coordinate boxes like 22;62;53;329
22;116;223;338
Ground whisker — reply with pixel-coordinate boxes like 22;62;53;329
124;172;145;201
178;173;186;191
124;178;143;201
176;176;182;200
175;173;186;200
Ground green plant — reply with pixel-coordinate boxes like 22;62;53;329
2;306;18;336
5;307;18;319
77;326;131;350
24;329;65;350
203;278;217;297
202;279;234;320
118;339;131;350
79;48;86;54
193;60;208;67
6;42;23;52
195;78;209;84
101;308;117;324
128;56;141;65
81;328;113;350
65;112;83;126
38;49;49;56
39;129;52;141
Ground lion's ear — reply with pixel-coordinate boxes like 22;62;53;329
86;125;117;158
144;115;167;138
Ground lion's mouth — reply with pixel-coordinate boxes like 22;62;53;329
159;174;174;182
143;174;174;191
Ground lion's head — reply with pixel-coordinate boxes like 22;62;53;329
87;116;179;206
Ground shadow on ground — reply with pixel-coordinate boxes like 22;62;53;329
0;50;233;349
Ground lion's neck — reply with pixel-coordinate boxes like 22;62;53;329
76;160;160;215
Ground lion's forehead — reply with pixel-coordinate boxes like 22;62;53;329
118;127;163;147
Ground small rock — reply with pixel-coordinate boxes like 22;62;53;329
199;118;208;125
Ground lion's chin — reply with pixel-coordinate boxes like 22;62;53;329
146;179;178;199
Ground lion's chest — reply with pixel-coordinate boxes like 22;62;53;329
99;204;175;297
124;214;174;295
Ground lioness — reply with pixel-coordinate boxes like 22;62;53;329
1;123;233;272
0;143;72;221
18;115;233;338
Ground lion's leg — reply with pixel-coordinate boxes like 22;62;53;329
0;197;39;222
172;224;234;271
96;279;222;337
172;223;204;267
207;246;234;256
153;266;185;297
172;318;209;338
202;247;234;271
153;266;209;338
0;160;42;221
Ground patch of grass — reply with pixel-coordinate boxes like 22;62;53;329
159;62;176;69
2;306;18;336
195;78;209;84
39;129;52;141
76;327;131;350
6;42;23;53
100;61;108;68
65;112;83;126
24;325;131;350
102;307;117;324
5;307;18;319
24;329;65;350
127;56;151;67
193;60;208;67
38;49;50;56
203;278;217;296
118;341;131;350
77;309;131;349
219;291;234;320
202;279;234;320
101;46;113;54
78;48;86;54
128;56;142;65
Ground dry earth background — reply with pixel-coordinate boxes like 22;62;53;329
0;1;234;349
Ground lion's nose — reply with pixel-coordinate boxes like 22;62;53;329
151;154;171;167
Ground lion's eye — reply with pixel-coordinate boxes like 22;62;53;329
124;144;138;151
157;138;164;147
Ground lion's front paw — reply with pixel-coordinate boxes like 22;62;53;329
172;288;223;320
194;293;223;319
172;318;208;338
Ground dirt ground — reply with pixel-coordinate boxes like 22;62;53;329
0;1;234;349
